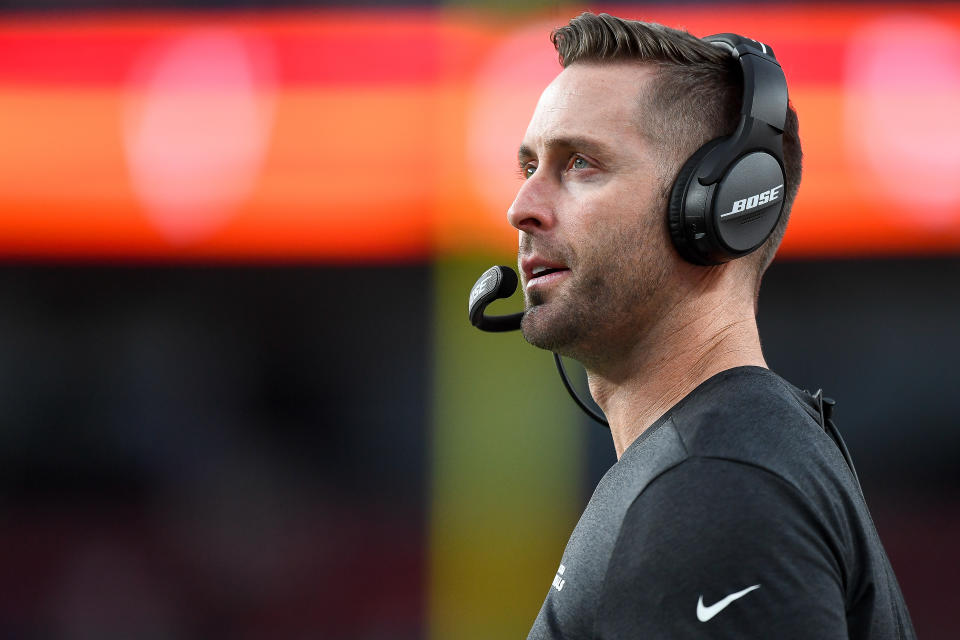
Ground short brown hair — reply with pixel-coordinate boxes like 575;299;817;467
551;12;802;277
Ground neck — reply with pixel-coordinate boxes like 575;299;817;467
586;291;767;459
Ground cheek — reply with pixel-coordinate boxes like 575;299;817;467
586;204;668;280
565;177;667;267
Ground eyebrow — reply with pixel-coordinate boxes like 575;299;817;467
517;135;615;164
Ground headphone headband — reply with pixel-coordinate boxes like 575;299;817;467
693;34;788;185
704;33;773;57
705;34;788;130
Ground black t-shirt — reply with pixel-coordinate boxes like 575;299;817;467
527;366;915;639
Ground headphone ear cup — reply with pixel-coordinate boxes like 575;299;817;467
668;139;724;265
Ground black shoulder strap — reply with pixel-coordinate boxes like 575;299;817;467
813;389;863;497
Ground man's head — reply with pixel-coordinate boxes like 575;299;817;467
508;12;801;365
551;13;802;273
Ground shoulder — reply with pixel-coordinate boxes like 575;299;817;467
595;457;849;637
662;367;856;499
612;456;842;562
613;457;840;563
667;366;821;454
588;368;908;638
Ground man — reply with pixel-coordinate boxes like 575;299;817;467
508;12;915;638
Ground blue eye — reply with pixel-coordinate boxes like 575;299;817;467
523;164;536;179
571;156;589;170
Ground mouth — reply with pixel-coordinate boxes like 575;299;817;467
524;261;571;291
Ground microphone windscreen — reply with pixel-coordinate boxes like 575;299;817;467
468;265;522;331
495;265;518;297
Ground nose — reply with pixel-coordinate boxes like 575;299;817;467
507;174;556;233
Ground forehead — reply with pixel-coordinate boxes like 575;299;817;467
522;62;655;154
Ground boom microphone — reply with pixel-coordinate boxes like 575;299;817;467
468;265;523;332
468;265;609;427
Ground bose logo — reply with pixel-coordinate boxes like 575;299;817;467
469;273;496;309
721;184;783;219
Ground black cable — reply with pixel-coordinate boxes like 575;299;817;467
814;390;863;497
553;352;609;428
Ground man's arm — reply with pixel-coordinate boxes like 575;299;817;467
596;457;849;639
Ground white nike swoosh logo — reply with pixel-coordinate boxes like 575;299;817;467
696;584;761;622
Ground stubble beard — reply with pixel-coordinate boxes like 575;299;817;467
520;216;671;369
521;274;595;355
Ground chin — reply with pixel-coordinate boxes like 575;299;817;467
520;303;585;356
520;304;553;346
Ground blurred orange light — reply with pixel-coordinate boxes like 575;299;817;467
0;7;958;261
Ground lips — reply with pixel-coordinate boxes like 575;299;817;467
531;265;567;278
521;256;570;290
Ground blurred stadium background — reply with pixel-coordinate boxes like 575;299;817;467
0;1;958;638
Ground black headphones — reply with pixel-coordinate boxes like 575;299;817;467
668;34;789;266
